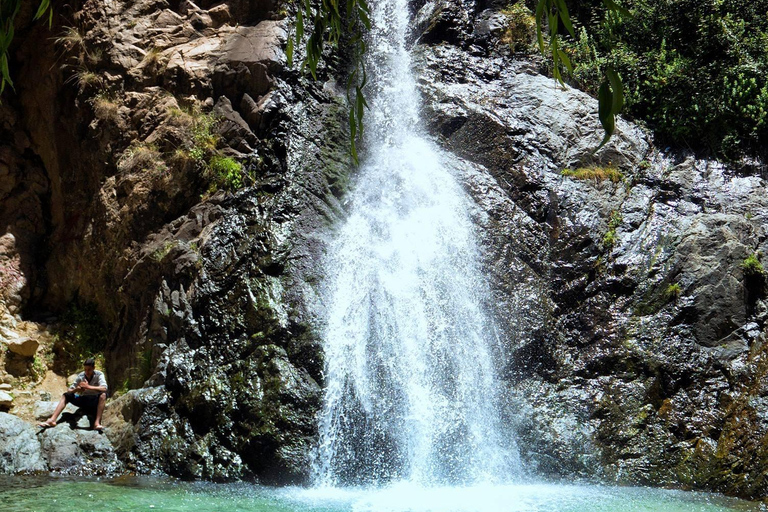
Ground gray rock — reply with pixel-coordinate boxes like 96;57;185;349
40;425;121;475
0;412;47;473
33;401;79;421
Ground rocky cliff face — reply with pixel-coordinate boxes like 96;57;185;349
412;0;768;499
0;0;766;500
0;0;346;482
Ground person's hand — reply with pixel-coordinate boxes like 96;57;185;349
78;381;89;390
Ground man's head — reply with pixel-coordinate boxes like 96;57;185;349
83;358;95;378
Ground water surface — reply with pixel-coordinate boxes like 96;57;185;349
2;476;762;512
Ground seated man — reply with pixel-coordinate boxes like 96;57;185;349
39;358;108;431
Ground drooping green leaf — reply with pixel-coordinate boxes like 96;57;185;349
286;37;294;68
356;86;364;125
606;66;624;113
535;0;547;52
296;9;304;40
596;80;616;151
553;0;575;37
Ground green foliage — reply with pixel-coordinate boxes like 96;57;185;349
535;0;626;150
500;2;537;52
602;209;622;248
207;156;245;192
563;0;768;158
30;354;48;380
665;283;682;301
288;0;371;164
151;240;178;262
0;0;52;96
742;253;765;276
561;165;623;182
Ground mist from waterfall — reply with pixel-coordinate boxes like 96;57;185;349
312;0;521;486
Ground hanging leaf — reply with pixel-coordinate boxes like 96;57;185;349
595;80;616;151
557;49;573;73
553;0;575;37
286;37;294;68
296;9;304;40
535;0;547;52
606;66;624;113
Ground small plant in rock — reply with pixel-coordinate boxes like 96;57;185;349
151;240;178;262
118;142;167;175
64;66;103;93
500;2;536;53
207;156;246;192
141;47;167;74
30;355;48;381
602;210;623;249
742;253;765;276
55;26;85;55
91;94;122;124
168;106;220;164
665;283;682;301
562;166;623;183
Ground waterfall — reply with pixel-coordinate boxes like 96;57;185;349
312;0;521;487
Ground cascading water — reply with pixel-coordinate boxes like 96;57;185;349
313;0;521;487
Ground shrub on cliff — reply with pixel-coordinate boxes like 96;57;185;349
559;0;768;159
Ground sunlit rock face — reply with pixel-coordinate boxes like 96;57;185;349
0;0;766;499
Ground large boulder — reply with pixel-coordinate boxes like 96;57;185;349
6;336;38;357
0;412;47;473
39;424;123;475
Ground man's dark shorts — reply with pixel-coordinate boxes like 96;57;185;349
63;392;104;413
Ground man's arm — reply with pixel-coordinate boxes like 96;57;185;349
70;375;82;391
94;372;108;393
78;381;107;393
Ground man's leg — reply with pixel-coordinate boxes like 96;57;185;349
39;394;68;427
93;393;106;430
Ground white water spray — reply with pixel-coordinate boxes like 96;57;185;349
312;0;520;486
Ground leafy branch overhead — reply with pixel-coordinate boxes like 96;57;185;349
287;0;372;164
536;0;628;150
0;0;52;95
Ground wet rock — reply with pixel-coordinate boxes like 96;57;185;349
0;413;47;473
413;3;768;500
39;424;123;475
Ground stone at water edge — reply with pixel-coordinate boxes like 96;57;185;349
0;383;11;391
39;424;122;475
0;412;47;473
7;337;39;357
0;391;12;409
